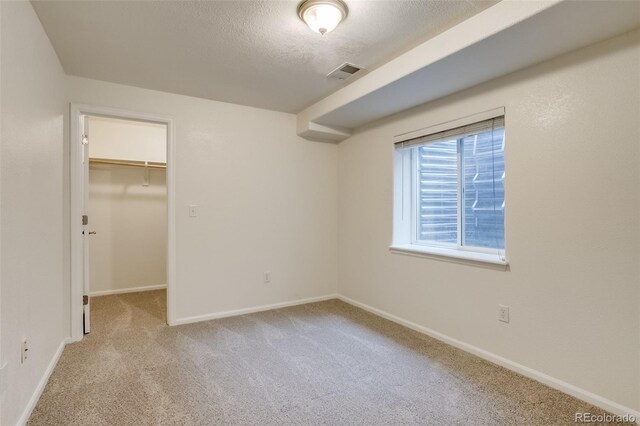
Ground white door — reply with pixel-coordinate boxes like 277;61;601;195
81;115;91;334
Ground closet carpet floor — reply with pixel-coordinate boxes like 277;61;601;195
29;290;618;425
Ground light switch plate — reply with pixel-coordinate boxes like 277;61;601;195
498;305;510;323
189;205;198;218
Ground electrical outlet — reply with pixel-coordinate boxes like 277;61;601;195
263;272;271;283
21;339;29;364
498;305;510;323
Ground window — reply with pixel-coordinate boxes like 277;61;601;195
392;111;506;266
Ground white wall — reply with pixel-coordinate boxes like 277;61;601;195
89;166;167;295
89;116;167;163
338;29;640;412
0;1;67;425
67;76;339;321
0;1;4;421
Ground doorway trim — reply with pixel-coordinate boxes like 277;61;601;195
69;103;176;341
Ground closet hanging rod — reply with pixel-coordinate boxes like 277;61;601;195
89;158;166;169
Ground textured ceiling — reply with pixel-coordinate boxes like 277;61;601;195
32;0;497;113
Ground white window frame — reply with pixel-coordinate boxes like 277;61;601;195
390;108;508;269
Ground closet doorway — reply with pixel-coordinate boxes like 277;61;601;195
70;104;175;341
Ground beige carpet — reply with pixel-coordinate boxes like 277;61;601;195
29;290;617;425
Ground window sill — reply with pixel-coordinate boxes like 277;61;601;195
389;244;508;270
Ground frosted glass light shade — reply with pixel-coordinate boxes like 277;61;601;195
298;0;348;35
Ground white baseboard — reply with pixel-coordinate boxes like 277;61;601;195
337;295;640;421
89;284;166;297
174;294;339;326
17;339;68;426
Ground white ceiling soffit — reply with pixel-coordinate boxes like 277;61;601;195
297;0;640;142
31;0;497;114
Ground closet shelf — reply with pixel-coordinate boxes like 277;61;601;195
89;158;166;169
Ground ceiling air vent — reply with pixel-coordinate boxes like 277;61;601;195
327;63;363;80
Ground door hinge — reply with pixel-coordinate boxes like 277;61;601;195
83;295;89;305
82;215;88;225
82;134;89;145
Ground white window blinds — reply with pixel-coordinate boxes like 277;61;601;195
394;117;505;151
395;115;506;252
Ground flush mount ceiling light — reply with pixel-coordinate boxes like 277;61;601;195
298;0;348;35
